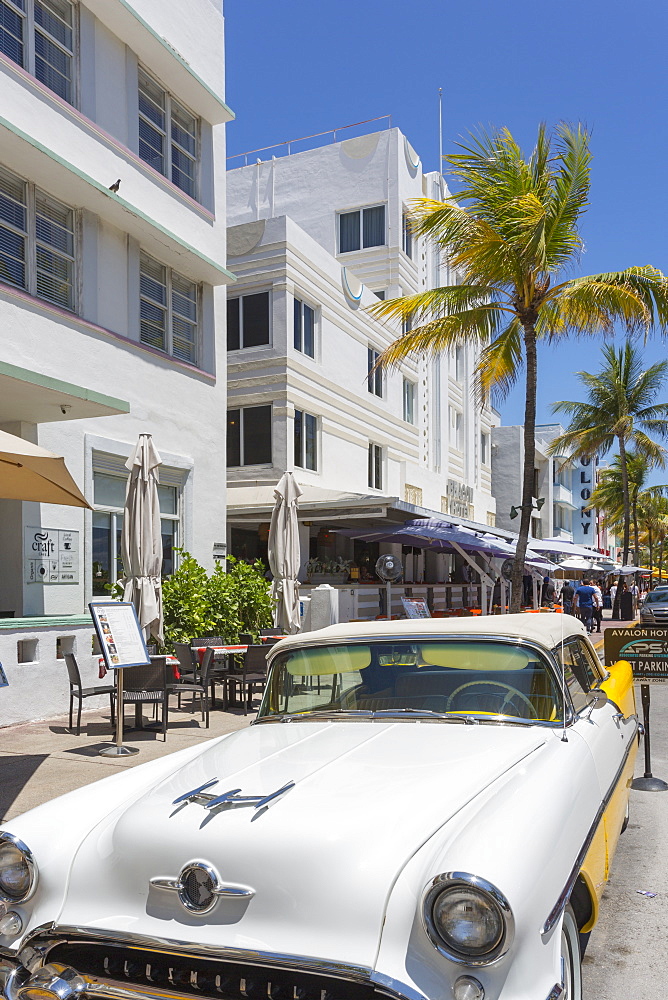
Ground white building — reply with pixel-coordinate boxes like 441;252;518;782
0;0;233;725
491;424;578;540
225;126;499;616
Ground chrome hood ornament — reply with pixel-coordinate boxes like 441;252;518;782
173;779;296;813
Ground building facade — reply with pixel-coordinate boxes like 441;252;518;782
491;424;578;540
225;127;498;587
0;0;232;724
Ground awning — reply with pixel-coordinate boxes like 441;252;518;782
0;360;129;424
228;483;513;542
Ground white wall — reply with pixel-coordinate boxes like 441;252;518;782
0;0;230;622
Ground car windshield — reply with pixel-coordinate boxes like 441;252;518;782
258;639;565;724
644;590;668;604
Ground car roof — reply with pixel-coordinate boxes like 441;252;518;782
270;613;589;657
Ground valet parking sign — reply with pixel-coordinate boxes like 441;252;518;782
604;627;668;683
24;526;79;585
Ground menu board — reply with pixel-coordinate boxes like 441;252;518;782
89;602;150;670
401;597;432;619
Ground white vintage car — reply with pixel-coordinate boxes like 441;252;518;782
0;615;638;1000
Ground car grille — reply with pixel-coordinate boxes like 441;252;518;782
642;608;668;621
46;943;380;1000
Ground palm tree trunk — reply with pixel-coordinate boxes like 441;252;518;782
648;526;653;580
510;324;538;613
612;435;632;619
632;490;639;563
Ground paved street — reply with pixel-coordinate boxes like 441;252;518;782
582;679;668;998
1;624;666;999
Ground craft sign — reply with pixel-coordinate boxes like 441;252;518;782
24;527;79;584
603;626;668;683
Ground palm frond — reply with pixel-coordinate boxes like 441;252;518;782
375;305;506;370
475;319;523;402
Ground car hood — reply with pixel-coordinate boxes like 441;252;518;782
60;721;547;968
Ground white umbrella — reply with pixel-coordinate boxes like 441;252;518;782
120;434;163;643
268;472;303;633
528;537;602;559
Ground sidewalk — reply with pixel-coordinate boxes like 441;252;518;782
0;701;253;824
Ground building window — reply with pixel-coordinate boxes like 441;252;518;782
138;67;199;198
480;431;489;465
403;379;415;424
367;347;383;397
294;409;317;471
1;0;75;104
402;212;413;259
455;345;465;381
92;471;180;595
339;205;385;253
0;165;75;309
293;297;315;358
450;406;463;450
227;405;272;466
227;291;270;350
368;443;383;490
373;289;386;300
140;252;198;363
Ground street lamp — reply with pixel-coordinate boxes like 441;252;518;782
509;497;545;519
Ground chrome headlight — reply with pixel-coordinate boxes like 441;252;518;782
423;872;513;965
0;832;37;902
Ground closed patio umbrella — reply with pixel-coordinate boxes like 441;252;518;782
268;472;303;633
120;434;163;643
0;428;90;507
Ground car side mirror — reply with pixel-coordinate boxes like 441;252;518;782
585;688;609;717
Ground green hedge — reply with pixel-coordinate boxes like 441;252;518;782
161;551;273;648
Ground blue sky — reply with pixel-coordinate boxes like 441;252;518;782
224;0;668;466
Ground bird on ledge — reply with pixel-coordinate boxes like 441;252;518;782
108;179;121;193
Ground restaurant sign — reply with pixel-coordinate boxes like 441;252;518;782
445;479;474;519
24;527;79;585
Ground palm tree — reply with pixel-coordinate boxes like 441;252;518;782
589;453;668;572
637;493;668;577
587;452;655;564
549;342;668;614
370;124;668;612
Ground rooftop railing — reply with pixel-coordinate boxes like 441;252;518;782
227;115;393;168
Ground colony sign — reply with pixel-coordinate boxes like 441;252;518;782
603;627;668;683
24;527;79;585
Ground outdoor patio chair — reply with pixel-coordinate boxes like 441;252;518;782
173;641;199;683
167;647;213;728
121;659;169;740
64;653;116;736
227;644;269;716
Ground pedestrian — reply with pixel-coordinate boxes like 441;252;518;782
542;575;556;607
610;581;617;605
591;580;603;633
561;580;575;616
574;578;597;634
